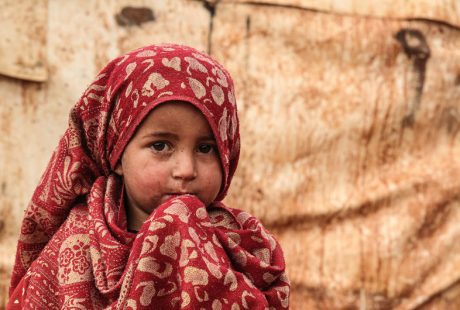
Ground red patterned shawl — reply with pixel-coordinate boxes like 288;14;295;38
8;44;289;309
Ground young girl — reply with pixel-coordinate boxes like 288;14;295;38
8;44;290;309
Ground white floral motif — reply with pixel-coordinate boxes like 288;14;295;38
183;266;209;285
187;77;206;99
87;92;104;104
141;59;154;73
228;89;236;106
263;272;275;284
138;257;173;279
161;57;181;71
179;239;196;267
241;291;255;308
211;85;225;106
164;200;190;223
142;72;169;97
63;296;87;309
212;67;228;87
184;57;208;75
230;112;237;139
116;54;129;65
203;257;222;279
148;221;166;231
106;85;112;102
157;91;174;98
59;248;74;266
253;248;270;267
204;241;218;262
206;76;215;86
136;50;156;57
137;281;156;306
181;292;191;307
125;62;137;80
196;207;207;219
93;72;106;81
140;235;159;256
126;299;137;309
192;52;216;66
84;83;105;96
218;108;229;142
159;232;180;259
234;251;247;267
231;303;241;310
157;281;178;297
276;284;290;308
212;299;222;310
131;89;139;108
52;156;87;206
223;269;238;291
125;81;133;97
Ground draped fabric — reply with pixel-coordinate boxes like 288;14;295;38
8;44;290;309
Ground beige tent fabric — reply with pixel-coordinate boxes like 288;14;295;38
224;0;460;28
0;0;48;81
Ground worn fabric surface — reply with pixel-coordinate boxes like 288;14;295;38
8;44;289;309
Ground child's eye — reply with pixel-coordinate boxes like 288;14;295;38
198;143;215;154
150;142;170;152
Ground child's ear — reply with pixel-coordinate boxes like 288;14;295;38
114;162;123;176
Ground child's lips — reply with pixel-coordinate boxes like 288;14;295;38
160;192;197;204
164;192;196;198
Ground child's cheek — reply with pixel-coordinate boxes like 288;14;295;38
143;166;168;188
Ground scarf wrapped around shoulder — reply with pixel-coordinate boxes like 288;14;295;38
8;44;289;309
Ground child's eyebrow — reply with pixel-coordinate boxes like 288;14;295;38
141;131;216;141
197;134;216;141
142;132;179;140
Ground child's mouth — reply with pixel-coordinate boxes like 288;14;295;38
161;192;197;204
167;192;195;197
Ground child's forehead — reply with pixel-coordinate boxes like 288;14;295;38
152;100;200;111
147;100;207;120
140;100;214;133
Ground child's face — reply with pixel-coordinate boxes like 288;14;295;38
115;101;222;219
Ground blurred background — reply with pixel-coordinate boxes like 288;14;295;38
0;0;459;309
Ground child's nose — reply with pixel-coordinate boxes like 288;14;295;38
172;151;197;181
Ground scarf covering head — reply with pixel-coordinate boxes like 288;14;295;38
8;44;289;309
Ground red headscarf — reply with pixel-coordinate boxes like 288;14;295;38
8;44;289;309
